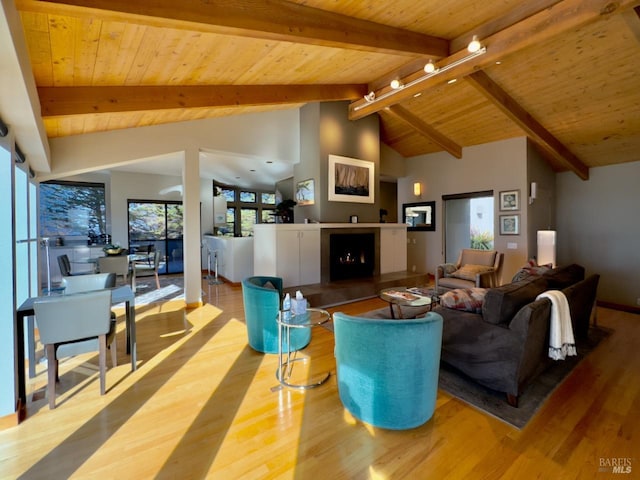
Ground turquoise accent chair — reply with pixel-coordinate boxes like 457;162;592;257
241;276;311;354
333;311;443;430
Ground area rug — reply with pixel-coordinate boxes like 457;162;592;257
438;326;611;429
323;310;611;429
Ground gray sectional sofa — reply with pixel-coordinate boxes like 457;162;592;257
432;264;599;407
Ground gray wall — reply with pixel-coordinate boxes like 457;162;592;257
556;160;640;307
296;101;380;223
526;140;557;259
402;137;529;283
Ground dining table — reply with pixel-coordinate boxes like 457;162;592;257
15;285;136;418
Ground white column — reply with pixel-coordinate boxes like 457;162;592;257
182;148;202;307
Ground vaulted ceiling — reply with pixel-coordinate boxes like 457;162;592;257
15;0;640;180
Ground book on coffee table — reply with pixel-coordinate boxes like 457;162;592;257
383;290;419;301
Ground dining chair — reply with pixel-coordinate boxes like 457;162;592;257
132;250;161;289
33;289;116;409
98;255;130;285
57;254;93;277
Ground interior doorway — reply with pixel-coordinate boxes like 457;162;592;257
443;191;494;263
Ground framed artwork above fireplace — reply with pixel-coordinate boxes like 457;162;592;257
328;155;374;204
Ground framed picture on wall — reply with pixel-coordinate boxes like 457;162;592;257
403;201;436;231
499;214;519;235
295;178;315;205
328;155;374;204
499;189;520;211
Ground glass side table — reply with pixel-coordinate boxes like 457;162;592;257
277;307;331;389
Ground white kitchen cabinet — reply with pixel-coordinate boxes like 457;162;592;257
254;225;321;288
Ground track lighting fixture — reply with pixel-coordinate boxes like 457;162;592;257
356;35;486;111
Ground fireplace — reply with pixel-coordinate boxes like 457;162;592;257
329;232;375;281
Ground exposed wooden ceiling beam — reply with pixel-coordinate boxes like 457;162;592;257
384;106;462;159
38;84;368;116
350;0;638;120
16;0;449;57
466;70;589;180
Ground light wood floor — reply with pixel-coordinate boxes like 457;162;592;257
1;279;639;479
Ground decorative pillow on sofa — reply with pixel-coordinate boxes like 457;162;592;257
440;288;487;313
451;264;494;281
511;259;553;282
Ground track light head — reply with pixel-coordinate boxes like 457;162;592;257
424;59;436;74
467;35;481;53
390;79;403;90
364;91;376;102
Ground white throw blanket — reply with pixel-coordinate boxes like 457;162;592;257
537;290;577;360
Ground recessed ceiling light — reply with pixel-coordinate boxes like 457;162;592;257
250;169;256;172
413;92;422;98
266;161;273;164
447;78;457;84
495;61;502;65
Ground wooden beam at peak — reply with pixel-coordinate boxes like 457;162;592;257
466;71;589;180
385;105;462;159
16;0;449;57
37;84;368;116
39;84;366;115
350;0;639;120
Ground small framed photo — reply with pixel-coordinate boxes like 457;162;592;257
499;190;520;211
296;178;315;206
500;214;519;235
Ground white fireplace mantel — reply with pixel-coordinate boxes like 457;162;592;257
253;223;407;288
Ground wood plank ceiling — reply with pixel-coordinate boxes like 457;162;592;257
16;0;640;179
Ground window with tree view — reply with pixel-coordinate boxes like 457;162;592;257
39;181;106;240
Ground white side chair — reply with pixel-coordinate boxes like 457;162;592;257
98;256;130;285
34;289;116;409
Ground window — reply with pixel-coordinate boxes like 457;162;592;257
39;181;107;240
213;182;276;236
240;191;256;203
240;208;257;237
261;192;276;205
128;200;183;274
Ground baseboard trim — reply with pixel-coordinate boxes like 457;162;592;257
0;400;24;430
597;300;640;315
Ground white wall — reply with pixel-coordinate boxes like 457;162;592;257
402;137;529;283
556;160;640;306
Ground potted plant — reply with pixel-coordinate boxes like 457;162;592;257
274;199;297;223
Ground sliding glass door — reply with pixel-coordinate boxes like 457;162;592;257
443;191;494;263
127;200;183;274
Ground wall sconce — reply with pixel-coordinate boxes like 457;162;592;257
529;181;537;205
413;182;422;197
15;144;26;163
0;117;8;137
537;230;556;267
